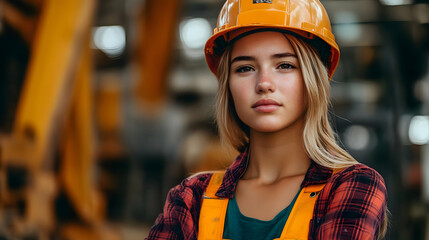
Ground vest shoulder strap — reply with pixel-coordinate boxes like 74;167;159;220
278;183;326;239
277;167;345;239
332;167;344;175
204;171;226;199
198;171;229;240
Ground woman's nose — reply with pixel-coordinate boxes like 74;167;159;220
255;70;275;93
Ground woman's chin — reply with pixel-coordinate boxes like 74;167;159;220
249;125;286;134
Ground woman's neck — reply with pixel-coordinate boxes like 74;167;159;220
244;119;311;185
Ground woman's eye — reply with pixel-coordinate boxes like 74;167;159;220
278;63;295;70
235;66;254;73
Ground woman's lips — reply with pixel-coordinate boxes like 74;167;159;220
252;99;282;113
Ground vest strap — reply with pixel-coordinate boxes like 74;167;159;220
277;184;325;239
198;171;229;240
204;171;225;199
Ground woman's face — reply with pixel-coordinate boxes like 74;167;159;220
229;31;306;134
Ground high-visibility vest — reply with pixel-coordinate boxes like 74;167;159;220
198;169;340;240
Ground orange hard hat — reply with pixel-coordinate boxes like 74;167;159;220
204;0;340;77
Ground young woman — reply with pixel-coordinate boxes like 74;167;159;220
147;0;388;239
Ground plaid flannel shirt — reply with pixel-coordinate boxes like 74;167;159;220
146;150;387;240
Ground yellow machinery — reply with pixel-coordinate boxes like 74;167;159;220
0;0;119;238
135;0;182;108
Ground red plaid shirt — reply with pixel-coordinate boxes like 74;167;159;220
146;150;387;240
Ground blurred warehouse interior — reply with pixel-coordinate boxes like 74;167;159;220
0;0;429;239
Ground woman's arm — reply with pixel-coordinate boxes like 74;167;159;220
146;185;188;240
315;167;388;239
146;174;210;240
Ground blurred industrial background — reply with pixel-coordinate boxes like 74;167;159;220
0;0;428;239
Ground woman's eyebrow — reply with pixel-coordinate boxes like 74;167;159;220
231;56;255;64
231;53;297;64
272;52;297;59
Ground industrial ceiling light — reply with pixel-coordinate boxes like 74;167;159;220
334;23;362;44
344;125;372;151
409;115;429;145
379;0;412;6
179;18;211;59
93;25;126;57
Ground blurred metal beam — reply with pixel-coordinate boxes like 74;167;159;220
0;0;98;236
59;29;104;224
13;0;97;170
135;0;183;108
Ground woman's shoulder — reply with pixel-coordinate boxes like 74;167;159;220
322;163;387;203
146;172;217;239
166;172;215;205
331;163;386;186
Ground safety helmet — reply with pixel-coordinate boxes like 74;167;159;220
204;0;340;78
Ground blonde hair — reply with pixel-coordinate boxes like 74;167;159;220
215;33;388;239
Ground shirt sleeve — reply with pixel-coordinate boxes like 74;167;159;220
146;174;209;240
315;168;387;240
145;185;187;240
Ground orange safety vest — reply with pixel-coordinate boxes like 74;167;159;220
198;169;340;240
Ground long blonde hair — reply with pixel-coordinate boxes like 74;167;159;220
215;33;388;239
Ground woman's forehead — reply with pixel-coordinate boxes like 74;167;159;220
231;31;295;58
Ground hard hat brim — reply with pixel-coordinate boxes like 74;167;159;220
204;25;340;78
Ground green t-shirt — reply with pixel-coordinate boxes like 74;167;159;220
223;190;300;240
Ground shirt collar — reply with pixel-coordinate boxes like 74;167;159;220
215;148;333;198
